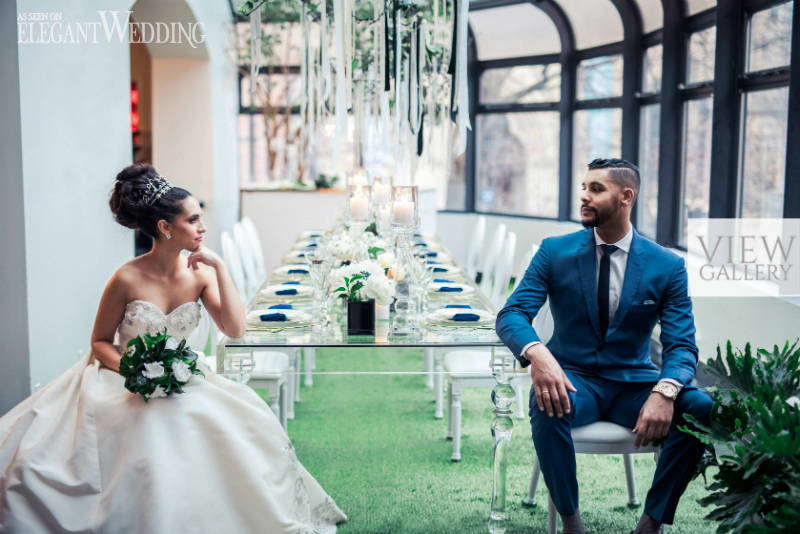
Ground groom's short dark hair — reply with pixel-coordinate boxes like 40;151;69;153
587;158;640;199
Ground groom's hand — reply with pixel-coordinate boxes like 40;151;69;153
633;393;674;447
526;344;577;418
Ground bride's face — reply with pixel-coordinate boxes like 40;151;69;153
170;196;206;251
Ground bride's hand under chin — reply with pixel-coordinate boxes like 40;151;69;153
186;246;222;271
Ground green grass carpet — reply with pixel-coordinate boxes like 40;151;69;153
258;348;717;533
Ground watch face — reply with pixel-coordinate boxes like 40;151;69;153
659;384;677;398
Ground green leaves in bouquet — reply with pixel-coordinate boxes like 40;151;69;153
334;273;366;302
368;246;384;260
119;329;205;403
681;340;800;533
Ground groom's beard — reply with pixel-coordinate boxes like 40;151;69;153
581;198;620;228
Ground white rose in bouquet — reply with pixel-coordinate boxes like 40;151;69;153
142;362;165;379
171;360;193;383
146;385;167;400
328;232;361;264
363;271;396;305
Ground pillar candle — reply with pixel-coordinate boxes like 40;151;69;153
393;201;415;225
350;196;369;220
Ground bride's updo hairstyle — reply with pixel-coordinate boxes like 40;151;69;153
110;164;191;239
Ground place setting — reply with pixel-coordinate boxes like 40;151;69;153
246;304;314;331
422;304;496;329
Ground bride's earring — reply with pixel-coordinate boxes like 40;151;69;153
165;233;172;240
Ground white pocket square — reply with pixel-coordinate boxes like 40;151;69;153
641;299;656;305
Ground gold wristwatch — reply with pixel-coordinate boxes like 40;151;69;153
652;382;678;401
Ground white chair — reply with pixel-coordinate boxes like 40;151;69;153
525;423;660;534
465;215;487;282
241;216;266;282
478;223;507;296
233;222;261;298
523;323;665;534
250;351;290;429
439;231;521;461
221;231;249;302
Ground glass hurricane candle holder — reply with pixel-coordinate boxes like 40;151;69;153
391;185;419;229
347;184;372;223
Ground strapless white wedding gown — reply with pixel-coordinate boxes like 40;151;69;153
0;300;346;533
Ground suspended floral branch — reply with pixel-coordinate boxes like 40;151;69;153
237;0;468;187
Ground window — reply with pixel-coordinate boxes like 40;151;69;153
572;108;622;219
739;88;790;218
637;104;660;238
680;97;713;245
747;1;793;72
480;64;561;104
577;55;623;100
642;45;663;94
687;26;716;84
476;112;560;217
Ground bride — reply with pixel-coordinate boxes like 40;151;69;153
0;165;346;533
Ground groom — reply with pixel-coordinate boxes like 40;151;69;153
495;158;712;534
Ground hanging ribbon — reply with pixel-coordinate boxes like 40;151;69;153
333;0;348;169
453;0;470;155
322;0;331;105
249;5;262;105
383;2;391;91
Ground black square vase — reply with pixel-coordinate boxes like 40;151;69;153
347;299;375;335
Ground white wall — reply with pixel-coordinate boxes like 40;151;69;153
437;212;800;363
0;0;31;412
11;0;135;409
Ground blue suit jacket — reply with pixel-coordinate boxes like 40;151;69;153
495;228;698;385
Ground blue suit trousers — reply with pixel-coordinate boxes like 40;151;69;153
529;372;712;524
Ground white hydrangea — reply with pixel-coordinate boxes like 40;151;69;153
171;360;192;383
331;260;395;304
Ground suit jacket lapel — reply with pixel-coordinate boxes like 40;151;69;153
576;231;601;338
607;230;645;336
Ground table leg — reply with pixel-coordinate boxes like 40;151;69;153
489;346;515;534
425;348;434;389
434;351;444;419
304;348;314;387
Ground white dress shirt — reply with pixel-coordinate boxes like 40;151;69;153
520;227;682;392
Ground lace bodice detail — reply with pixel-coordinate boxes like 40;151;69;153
117;300;202;352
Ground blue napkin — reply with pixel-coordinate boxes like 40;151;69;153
296;253;306;257
309;233;321;237
438;286;462;292
305;243;318;247
434;278;454;283
288;268;308;274
426;260;441;265
269;304;293;309
445;304;471;309
282;281;300;285
451;313;480;321
433;267;448;273
276;288;298;295
426;252;438;257
259;313;287;322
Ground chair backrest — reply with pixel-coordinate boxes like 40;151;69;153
478;223;506;296
465;215;487;281
490;231;517;309
532;298;554;344
233;222;260;296
241;216;266;280
186;303;211;355
510;243;538;293
221;231;248;301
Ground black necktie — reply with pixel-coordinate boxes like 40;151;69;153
598;244;618;337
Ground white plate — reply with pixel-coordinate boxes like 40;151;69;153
426;263;461;275
258;284;313;299
272;264;311;276
425;308;495;326
428;282;475;295
247;308;312;327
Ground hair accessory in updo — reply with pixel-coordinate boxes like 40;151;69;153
143;175;173;206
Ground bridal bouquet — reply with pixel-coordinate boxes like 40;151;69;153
119;330;204;402
332;260;396;305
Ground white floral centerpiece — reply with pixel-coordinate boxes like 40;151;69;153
331;260;395;305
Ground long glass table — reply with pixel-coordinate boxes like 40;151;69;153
219;232;518;534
